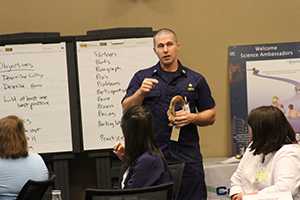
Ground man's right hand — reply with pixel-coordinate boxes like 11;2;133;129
121;78;159;110
138;78;159;96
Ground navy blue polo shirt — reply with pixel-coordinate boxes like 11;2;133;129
123;62;215;147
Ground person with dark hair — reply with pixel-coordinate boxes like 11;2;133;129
0;115;49;200
114;105;171;189
121;28;216;199
230;106;300;200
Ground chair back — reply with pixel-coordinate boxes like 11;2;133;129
85;182;173;200
16;174;56;200
167;161;185;200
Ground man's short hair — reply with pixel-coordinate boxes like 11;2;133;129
153;28;178;44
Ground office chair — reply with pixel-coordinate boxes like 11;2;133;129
167;161;185;200
85;182;173;200
16;174;56;200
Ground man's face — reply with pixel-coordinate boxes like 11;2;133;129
153;32;180;67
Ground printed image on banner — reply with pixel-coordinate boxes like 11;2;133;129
229;42;300;154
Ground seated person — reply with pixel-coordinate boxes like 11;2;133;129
114;105;172;189
0;115;49;200
287;104;300;118
230;106;300;200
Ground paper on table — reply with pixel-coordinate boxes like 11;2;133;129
219;156;241;164
243;191;293;200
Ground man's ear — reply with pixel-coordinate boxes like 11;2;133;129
177;42;181;49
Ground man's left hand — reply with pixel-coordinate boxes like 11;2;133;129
173;109;195;128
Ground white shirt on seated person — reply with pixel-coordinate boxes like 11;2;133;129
0;152;49;200
230;144;300;200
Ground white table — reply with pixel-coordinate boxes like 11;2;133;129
204;157;239;200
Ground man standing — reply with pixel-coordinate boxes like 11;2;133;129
122;28;216;200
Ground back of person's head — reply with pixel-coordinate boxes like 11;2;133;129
248;105;296;157
121;105;159;166
0;115;28;159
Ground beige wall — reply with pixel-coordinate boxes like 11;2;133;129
2;0;300;157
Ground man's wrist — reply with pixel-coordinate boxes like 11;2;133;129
136;88;146;98
190;113;197;124
136;88;144;97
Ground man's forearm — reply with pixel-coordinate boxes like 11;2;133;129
191;107;216;126
122;89;145;111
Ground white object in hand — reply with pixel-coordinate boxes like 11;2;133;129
51;190;62;200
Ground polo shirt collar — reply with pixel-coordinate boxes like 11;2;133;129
151;61;187;76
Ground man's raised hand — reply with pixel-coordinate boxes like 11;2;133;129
138;78;159;96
